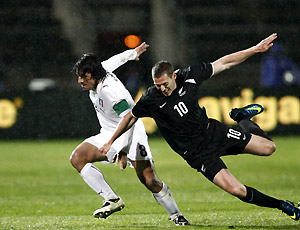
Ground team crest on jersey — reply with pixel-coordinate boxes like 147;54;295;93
94;98;104;112
99;98;104;107
178;87;186;97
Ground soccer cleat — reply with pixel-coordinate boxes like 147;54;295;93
93;197;125;219
229;104;264;122
279;200;300;221
171;215;190;226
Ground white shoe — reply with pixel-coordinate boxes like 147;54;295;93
93;197;125;219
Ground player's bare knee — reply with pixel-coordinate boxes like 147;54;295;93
228;185;246;198
264;141;276;156
144;174;154;188
70;149;86;171
70;150;76;166
144;175;162;193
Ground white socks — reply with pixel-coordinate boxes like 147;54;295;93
80;164;181;219
80;163;118;200
152;182;182;219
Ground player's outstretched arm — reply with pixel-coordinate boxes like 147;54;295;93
99;111;138;155
212;33;277;76
101;42;149;72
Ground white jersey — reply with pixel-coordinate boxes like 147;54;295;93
89;72;134;132
84;49;152;163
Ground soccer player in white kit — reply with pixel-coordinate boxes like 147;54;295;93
70;42;189;225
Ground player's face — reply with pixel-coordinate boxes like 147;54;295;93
153;73;177;97
78;73;97;91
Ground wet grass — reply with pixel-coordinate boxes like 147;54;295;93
0;137;299;229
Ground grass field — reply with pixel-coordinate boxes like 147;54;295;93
0;137;300;229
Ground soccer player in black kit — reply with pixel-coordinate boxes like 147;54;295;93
100;33;300;223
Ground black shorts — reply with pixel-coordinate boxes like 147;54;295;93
186;119;251;182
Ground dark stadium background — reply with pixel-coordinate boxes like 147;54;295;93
0;0;299;138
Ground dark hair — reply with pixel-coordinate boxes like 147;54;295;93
73;53;106;81
151;60;174;78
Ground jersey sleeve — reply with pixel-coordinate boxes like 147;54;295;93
99;75;131;117
113;99;131;117
175;62;213;86
101;49;137;72
189;62;213;83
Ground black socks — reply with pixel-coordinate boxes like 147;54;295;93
239;186;283;209
239;119;272;141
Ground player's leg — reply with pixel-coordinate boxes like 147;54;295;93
70;142;108;172
243;134;276;156
201;118;299;221
70;141;124;218
230;104;276;156
131;160;162;193
129;121;189;225
230;104;272;140
239;119;272;140
230;104;273;139
212;168;300;221
132;160;190;226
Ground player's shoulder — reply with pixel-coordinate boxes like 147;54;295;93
144;85;162;98
103;73;123;88
138;85;163;104
96;73;126;97
179;63;213;84
191;62;213;77
175;67;191;85
104;72;120;84
175;66;198;78
180;63;212;75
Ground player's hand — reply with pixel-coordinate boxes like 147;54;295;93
115;152;127;171
134;42;149;60
254;33;277;53
98;143;111;156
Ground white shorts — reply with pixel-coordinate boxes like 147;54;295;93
84;119;152;164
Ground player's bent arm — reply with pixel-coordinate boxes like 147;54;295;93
212;33;277;76
101;42;149;72
99;112;138;155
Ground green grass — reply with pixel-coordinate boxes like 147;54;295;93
0;137;300;229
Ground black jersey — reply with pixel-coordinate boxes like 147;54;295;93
132;63;213;159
